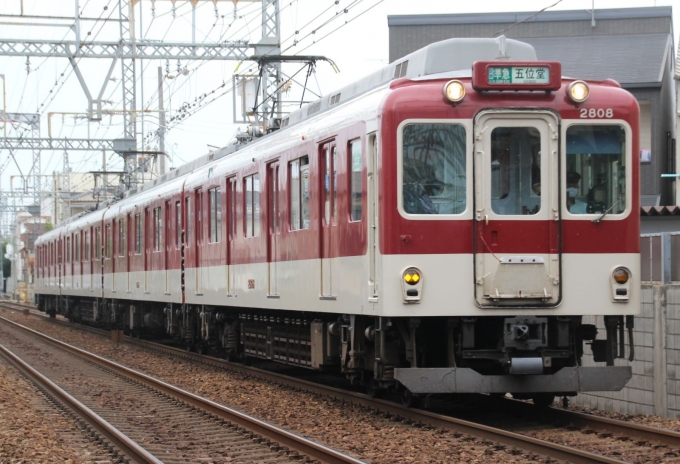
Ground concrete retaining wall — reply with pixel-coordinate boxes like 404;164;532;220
572;284;680;418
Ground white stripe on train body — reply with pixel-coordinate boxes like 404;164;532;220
33;37;641;397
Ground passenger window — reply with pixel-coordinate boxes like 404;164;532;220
105;224;112;258
209;187;222;243
490;127;541;215
228;178;237;238
185;197;192;245
290;156;310;230
95;227;101;260
244;173;260;237
349;140;362;221
85;231;90;261
176;202;181;249
402;123;466;215
119;218;126;257
135;214;142;254
566;125;626;215
154;207;162;251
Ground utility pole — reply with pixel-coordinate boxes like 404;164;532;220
158;66;166;176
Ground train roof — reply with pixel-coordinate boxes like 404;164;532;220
281;36;536;130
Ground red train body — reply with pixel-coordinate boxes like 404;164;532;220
35;37;640;403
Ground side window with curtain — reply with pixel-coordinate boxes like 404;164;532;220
565;125;626;215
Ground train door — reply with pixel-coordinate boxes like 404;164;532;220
473;111;561;307
268;162;280;296
165;200;171;294
195;189;203;294
127;213;132;293
144;207;150;292
320;142;338;298
367;134;379;300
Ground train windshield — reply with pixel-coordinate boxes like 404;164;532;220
565;125;626;215
402;123;466;215
490;127;541;215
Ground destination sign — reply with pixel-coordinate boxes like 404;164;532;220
487;66;550;85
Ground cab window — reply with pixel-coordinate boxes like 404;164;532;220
565;125;626;215
401;123;466;215
490;127;541;216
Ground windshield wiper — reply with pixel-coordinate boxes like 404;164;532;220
592;199;621;224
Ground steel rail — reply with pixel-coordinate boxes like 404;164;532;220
3;307;627;464
533;403;680;448
0;343;162;464
11;304;680;458
19;303;680;451
0;314;364;464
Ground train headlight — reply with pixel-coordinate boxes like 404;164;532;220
610;266;631;302
612;267;630;284
401;267;422;304
443;80;466;103
568;80;589;103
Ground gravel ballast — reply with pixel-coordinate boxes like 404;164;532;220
0;352;115;463
0;311;539;463
7;309;680;462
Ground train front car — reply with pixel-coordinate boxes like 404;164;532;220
377;39;639;405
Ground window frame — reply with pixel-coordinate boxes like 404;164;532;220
66;236;71;264
85;229;90;261
95;226;102;260
244;173;260;238
135;214;142;255
228;177;238;239
105;223;112;259
154;206;162;252
176;201;182;249
561;120;633;221
209;187;222;243
185;196;191;246
348;138;363;222
119;217;126;257
396;119;472;220
289;156;310;231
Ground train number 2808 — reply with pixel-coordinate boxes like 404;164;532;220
580;108;613;118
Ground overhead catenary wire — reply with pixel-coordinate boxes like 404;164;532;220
491;0;564;37
160;0;383;135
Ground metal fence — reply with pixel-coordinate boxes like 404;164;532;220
639;233;680;283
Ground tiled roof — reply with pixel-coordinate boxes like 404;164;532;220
641;206;680;216
388;7;672;26
525;34;672;86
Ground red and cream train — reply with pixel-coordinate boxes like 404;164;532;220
35;37;640;405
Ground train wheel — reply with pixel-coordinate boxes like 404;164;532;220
367;380;385;399
532;394;555;407
400;389;421;408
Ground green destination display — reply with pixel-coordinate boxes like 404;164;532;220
488;66;550;85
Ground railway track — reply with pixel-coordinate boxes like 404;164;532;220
5;303;680;463
0;311;364;464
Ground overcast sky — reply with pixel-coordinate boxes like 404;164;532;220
0;0;677;195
